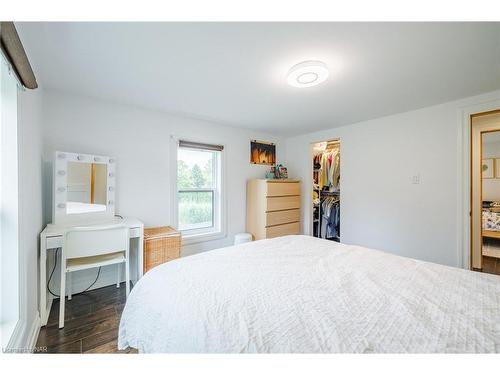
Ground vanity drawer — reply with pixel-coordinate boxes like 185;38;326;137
266;196;301;212
129;227;142;238
266;182;300;197
46;236;62;249
266;222;300;238
266;209;300;227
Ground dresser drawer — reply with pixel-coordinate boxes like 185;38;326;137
266;209;300;227
266;182;300;197
266;222;300;238
266;195;301;212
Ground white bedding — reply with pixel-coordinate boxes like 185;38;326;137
118;235;500;353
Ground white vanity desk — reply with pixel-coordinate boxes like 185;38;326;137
39;151;144;327
39;217;144;326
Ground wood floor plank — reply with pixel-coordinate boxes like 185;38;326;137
44;305;117;332
37;283;135;354
482;256;500;275
81;328;119;353
48;339;82;354
84;339;137;354
38;316;119;348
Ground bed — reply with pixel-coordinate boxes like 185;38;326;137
118;235;500;353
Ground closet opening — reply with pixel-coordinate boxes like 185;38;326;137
470;110;500;276
311;139;340;242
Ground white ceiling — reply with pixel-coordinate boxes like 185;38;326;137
16;22;500;136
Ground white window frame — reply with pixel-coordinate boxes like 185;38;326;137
0;51;20;350
170;135;227;245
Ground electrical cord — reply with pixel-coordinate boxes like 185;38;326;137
47;248;102;298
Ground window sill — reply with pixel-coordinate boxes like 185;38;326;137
181;230;226;245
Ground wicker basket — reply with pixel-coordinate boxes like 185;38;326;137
143;226;181;273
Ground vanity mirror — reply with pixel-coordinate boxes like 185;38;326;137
53;151;116;224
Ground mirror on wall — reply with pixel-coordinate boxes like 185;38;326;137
66;161;108;214
53;151;115;225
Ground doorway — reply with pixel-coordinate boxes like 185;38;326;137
470;110;500;275
311;139;340;241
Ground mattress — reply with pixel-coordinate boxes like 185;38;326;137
118;235;500;353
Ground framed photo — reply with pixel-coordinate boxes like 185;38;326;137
250;140;276;165
482;158;494;179
277;165;288;179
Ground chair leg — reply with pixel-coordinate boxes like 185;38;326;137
117;263;121;288
125;259;130;298
68;272;72;300
59;260;66;329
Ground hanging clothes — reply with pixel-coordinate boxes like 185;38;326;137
313;142;340;241
320;196;340;240
328;148;340;190
319;152;328;189
315;146;340;190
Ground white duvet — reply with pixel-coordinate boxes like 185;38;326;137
118;235;500;353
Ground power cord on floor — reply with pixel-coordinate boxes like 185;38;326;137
47;248;102;298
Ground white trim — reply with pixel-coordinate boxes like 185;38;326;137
0;48;25;91
4;320;25;353
3;313;40;353
458;98;500;270
25;314;41;352
170;134;228;244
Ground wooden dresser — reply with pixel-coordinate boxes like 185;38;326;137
246;179;301;240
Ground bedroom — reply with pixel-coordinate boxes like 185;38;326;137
1;1;500;373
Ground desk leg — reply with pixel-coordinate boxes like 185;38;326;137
39;234;47;327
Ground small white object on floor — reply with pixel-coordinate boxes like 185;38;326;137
234;233;252;245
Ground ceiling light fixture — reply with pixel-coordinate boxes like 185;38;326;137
287;61;329;88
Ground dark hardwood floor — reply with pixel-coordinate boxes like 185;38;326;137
482;256;500;276
36;283;137;353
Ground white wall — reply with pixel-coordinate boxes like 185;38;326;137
41;89;285;291
482;140;500;201
285;90;500;267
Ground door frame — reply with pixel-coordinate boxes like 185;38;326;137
471;114;500;269
309;138;341;237
459;99;500;269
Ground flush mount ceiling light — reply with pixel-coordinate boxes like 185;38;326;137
286;60;329;88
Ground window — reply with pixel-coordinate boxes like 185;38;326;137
176;140;224;240
1;52;20;349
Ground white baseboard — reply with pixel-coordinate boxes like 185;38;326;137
5;314;41;353
26;314;41;352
